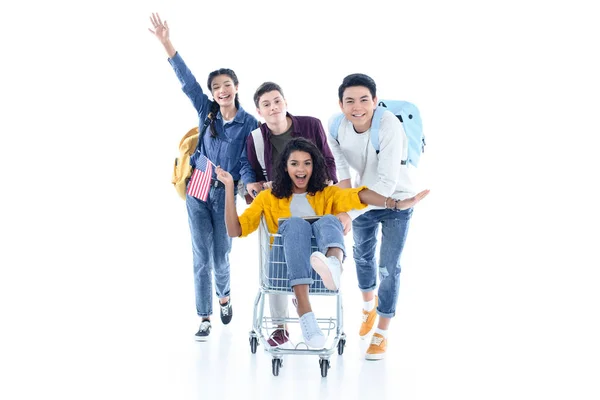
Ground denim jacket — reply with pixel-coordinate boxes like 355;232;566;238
168;52;258;185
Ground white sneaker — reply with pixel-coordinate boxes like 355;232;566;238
299;312;326;348
310;252;342;291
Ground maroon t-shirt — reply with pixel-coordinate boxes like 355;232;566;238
246;113;338;183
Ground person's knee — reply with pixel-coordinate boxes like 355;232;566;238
378;264;401;278
285;217;311;232
378;266;390;277
319;214;338;225
314;214;343;234
192;249;211;266
352;242;376;263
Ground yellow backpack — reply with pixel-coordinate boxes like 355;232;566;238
172;127;199;200
172;113;215;200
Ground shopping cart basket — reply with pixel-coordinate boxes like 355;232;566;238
248;217;346;377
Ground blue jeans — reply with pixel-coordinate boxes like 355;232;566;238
352;208;413;318
268;215;346;291
186;186;234;317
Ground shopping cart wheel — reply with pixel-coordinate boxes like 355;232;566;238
249;336;258;354
272;358;282;376
337;339;346;355
319;359;330;377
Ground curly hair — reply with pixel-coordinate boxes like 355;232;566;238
271;137;330;199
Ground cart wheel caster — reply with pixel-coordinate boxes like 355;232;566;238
337;339;346;355
249;336;258;354
319;359;330;377
272;358;282;376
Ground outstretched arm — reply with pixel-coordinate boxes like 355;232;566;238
148;13;176;58
358;189;430;210
148;13;209;117
216;167;242;237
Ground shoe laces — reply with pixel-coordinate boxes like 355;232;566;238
329;256;343;273
301;317;317;339
199;321;211;332
361;313;369;323
221;302;230;316
371;335;384;346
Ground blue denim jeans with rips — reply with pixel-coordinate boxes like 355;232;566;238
352;208;413;318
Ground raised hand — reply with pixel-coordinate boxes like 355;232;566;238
148;12;170;43
394;189;430;210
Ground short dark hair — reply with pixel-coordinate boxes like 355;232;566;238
253;81;284;107
271;137;329;199
338;73;377;102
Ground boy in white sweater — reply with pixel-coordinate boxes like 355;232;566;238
328;73;419;360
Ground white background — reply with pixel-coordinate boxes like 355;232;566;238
1;0;599;399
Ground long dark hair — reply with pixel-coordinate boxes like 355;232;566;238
271;138;330;199
207;68;240;138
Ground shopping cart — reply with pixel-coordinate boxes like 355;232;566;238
248;217;346;377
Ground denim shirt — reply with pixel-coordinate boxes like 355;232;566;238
168;52;258;185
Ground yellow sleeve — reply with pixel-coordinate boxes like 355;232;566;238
331;185;369;215
238;190;268;237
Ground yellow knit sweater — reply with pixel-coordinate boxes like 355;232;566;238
239;185;368;237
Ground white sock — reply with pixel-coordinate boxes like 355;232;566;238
363;298;375;312
374;328;388;338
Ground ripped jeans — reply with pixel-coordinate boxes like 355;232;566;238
352;208;413;318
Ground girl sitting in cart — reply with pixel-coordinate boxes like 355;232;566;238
216;137;429;348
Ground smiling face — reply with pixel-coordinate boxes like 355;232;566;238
210;74;238;108
339;85;378;133
286;150;313;193
256;90;288;125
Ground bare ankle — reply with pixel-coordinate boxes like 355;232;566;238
296;304;312;317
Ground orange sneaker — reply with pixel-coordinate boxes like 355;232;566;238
365;333;387;360
359;296;378;339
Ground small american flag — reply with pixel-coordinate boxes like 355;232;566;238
187;154;213;202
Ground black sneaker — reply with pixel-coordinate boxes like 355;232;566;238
195;320;211;341
220;300;232;325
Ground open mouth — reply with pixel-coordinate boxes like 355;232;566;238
352;112;366;118
218;94;231;101
294;174;307;185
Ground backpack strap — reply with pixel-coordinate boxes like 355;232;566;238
328;113;345;142
196;113;212;154
370;106;386;154
251;127;266;172
371;106;407;164
330;107;386;152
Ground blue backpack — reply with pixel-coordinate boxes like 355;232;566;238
328;99;425;167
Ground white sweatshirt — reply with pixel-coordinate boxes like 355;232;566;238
328;110;418;219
